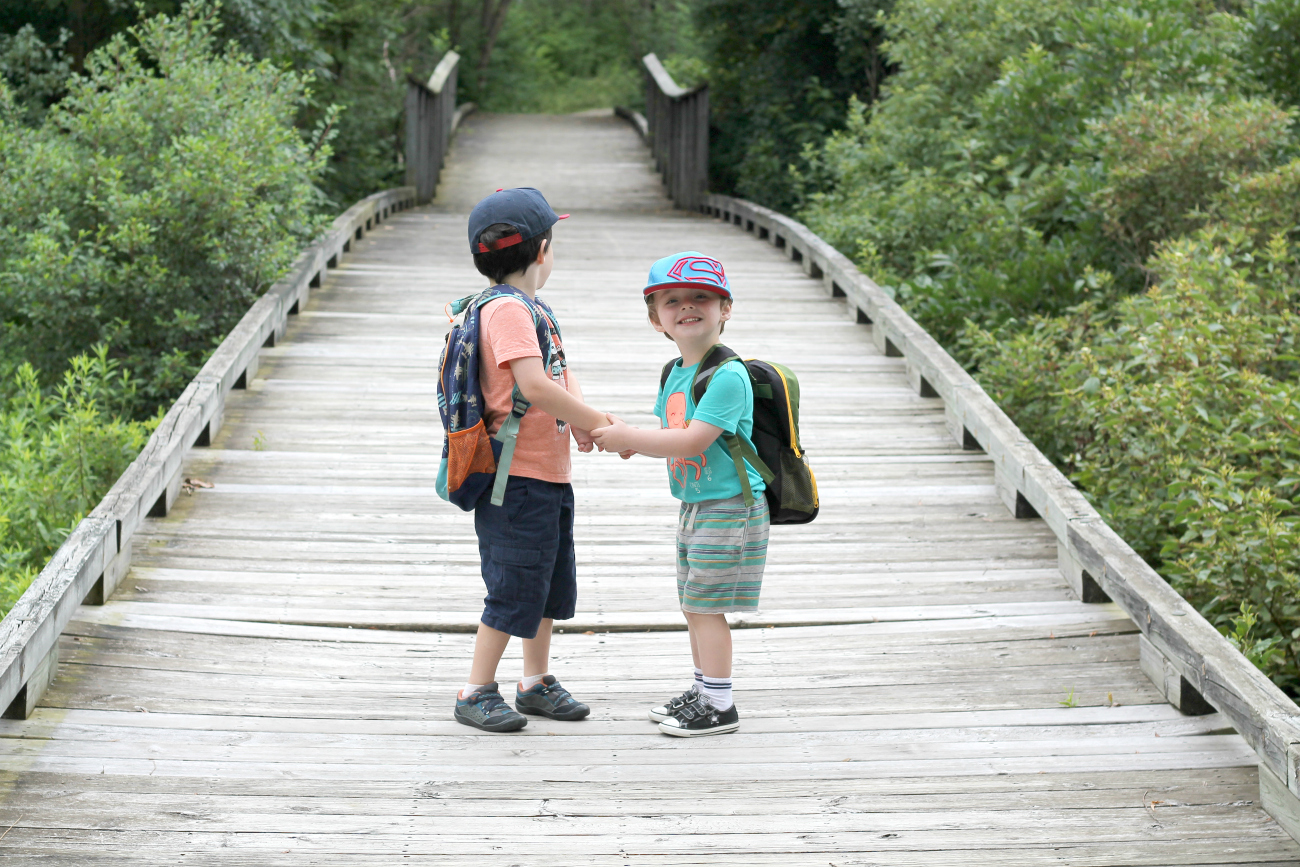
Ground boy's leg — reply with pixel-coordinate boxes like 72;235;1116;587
457;476;552;733
683;611;731;678
660;611;739;736
687;622;702;672
454;620;527;733
467;621;513;690
684;611;733;710
512;483;589;721
521;617;553;682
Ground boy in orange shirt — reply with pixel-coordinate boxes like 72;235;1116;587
453;188;611;732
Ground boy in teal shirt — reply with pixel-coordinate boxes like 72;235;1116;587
592;252;769;737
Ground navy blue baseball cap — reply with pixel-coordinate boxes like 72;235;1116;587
467;187;568;254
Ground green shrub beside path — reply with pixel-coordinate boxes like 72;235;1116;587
797;0;1300;694
0;3;329;616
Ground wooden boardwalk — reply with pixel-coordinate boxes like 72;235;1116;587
1;111;1297;865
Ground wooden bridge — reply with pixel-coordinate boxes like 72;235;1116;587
3;56;1300;865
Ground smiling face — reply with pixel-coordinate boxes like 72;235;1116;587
648;287;732;346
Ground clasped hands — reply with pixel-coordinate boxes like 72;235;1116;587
572;413;637;459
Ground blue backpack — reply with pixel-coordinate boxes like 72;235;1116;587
436;285;564;510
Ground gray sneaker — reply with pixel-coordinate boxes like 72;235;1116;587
515;675;590;721
454;683;528;732
648;685;700;723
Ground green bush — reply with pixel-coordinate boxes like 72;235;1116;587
799;0;1269;346
697;0;894;211
971;229;1300;691
794;0;1300;694
0;3;329;417
0;24;71;126
0;2;329;618
1090;94;1294;269
0;349;155;616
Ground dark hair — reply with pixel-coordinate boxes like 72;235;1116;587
473;223;553;285
645;291;730;341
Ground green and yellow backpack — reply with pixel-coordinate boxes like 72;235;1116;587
659;343;819;524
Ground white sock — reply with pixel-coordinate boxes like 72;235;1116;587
693;667;704;689
521;672;548;690
460;682;485;699
700;676;733;711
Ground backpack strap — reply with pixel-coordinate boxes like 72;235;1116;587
693;345;776;508
721;432;776;506
489;386;531;505
659;359;676;393
690;344;741;405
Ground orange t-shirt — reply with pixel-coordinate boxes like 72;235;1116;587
478;297;571;484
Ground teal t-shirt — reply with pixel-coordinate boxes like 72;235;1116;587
653;358;766;504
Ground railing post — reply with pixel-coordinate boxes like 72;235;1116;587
405;50;463;204
641;53;709;210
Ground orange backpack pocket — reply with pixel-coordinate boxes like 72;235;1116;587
446;419;497;492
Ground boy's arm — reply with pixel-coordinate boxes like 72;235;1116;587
566;370;596;452
591;414;722;459
508;357;609;432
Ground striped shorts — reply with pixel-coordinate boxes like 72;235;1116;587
675;494;770;614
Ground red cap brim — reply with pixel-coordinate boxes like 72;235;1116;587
643;282;731;298
556;214;570;220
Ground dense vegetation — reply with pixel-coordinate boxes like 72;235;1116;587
0;5;329;613
792;0;1300;693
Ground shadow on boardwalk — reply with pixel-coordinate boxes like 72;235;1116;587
0;111;1295;865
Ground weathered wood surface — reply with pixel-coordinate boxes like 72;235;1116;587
0;111;1296;864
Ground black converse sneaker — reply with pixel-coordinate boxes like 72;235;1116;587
658;692;739;737
648;685;700;723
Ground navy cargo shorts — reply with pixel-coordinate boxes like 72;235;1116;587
473;475;577;639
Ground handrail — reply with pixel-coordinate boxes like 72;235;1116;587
0;186;418;721
700;191;1300;828
640;53;708;210
427;49;459;93
406;50;470;203
643;53;693;99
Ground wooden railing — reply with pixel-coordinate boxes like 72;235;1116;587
640;53;708;210
696;191;1300;839
0;187;418;721
405;50;474;203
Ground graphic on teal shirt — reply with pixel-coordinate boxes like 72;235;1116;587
654;359;766;504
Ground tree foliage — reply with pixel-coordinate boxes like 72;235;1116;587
0;4;329;412
696;0;894;212
0;3;328;613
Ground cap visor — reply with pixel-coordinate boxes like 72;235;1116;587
556;214;570;219
643;282;731;297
